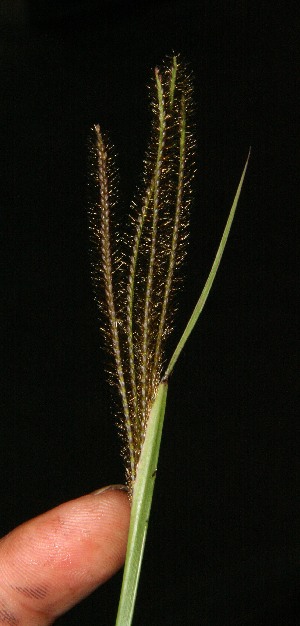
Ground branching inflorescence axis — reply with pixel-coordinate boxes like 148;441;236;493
89;56;195;494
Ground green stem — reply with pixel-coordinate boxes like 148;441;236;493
115;381;168;626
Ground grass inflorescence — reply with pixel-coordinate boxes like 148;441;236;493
89;56;195;493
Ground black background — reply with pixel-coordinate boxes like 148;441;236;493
0;1;298;625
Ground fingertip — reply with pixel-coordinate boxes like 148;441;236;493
0;487;131;623
85;486;131;568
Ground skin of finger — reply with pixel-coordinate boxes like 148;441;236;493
0;490;130;625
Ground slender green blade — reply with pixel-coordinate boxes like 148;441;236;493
165;149;251;377
115;381;168;626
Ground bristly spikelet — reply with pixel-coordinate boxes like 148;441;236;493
88;126;135;482
89;56;195;495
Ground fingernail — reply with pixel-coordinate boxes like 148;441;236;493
92;484;129;496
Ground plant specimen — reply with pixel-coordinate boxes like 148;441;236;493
89;55;250;625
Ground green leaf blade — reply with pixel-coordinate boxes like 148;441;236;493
165;148;251;377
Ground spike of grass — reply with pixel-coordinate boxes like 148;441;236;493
140;68;167;429
93;124;135;481
152;93;187;387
